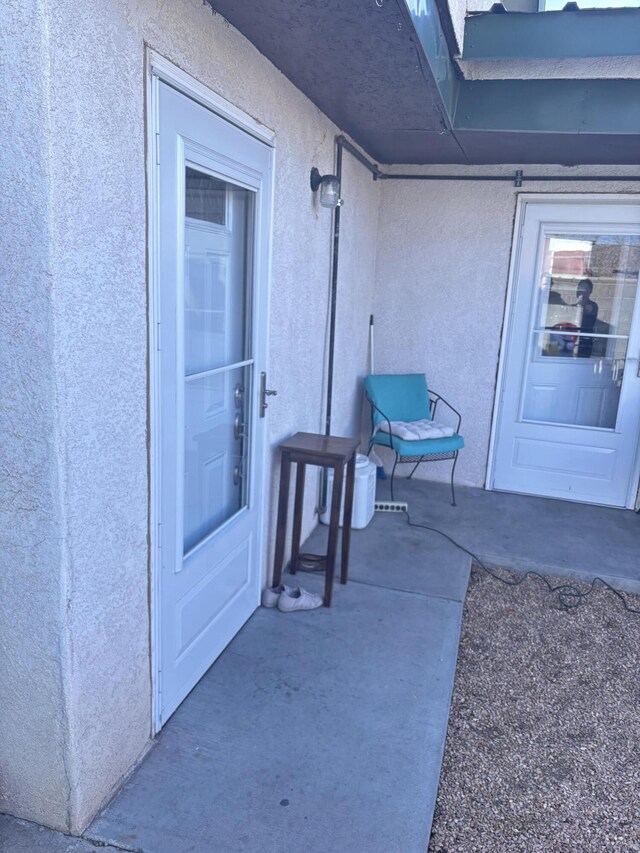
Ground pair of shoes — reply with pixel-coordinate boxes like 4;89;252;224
261;584;323;611
261;583;294;608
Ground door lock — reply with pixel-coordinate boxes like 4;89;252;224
259;371;277;417
234;383;244;408
234;413;244;440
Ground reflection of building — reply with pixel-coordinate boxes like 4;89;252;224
550;240;640;281
590;242;640;279
551;248;590;277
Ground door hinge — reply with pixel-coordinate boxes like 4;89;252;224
155;132;160;166
156;321;161;351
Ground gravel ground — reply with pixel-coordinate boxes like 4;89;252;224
428;566;640;853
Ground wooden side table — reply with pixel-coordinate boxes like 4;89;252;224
272;432;360;607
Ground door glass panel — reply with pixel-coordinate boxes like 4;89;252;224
183;167;254;554
522;233;640;428
185;167;226;225
184;170;252;374
183;364;251;554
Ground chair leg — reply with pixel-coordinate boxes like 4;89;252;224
390;456;399;502
450;452;459;507
407;459;422;480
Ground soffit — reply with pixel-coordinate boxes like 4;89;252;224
207;0;640;165
207;0;462;163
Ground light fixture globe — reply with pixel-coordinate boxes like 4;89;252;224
310;167;342;209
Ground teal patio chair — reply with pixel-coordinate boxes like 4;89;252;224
364;373;464;506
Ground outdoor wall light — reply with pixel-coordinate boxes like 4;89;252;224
310;167;343;208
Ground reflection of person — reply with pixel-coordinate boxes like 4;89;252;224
576;278;598;358
540;273;565;305
547;276;565;305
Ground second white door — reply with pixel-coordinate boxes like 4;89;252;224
492;198;640;507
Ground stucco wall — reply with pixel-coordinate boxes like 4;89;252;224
0;0;75;829
3;0;379;833
458;57;640;79
374;166;640;489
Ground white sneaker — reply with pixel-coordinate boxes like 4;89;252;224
277;587;323;612
261;583;295;608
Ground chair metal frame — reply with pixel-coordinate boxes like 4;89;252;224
366;390;462;506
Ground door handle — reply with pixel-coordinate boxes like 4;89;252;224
259;371;277;418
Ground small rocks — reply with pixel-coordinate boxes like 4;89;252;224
428;567;640;853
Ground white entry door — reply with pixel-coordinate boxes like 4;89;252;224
492;198;640;507
154;81;272;724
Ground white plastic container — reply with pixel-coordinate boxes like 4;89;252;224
320;453;376;529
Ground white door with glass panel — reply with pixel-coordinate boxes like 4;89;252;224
155;82;272;724
493;199;640;507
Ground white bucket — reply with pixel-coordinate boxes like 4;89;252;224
320;453;376;529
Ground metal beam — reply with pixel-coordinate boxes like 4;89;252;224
455;80;640;135
463;8;640;60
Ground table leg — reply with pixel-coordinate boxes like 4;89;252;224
272;450;291;588
324;462;344;607
340;452;356;584
289;463;306;575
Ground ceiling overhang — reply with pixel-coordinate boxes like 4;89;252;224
207;0;640;165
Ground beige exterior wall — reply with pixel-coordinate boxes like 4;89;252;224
374;166;640;489
0;0;71;829
458;56;640;80
1;0;380;833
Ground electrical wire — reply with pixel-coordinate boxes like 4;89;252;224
403;509;640;615
298;553;326;571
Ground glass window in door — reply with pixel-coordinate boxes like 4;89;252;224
183;168;254;554
523;234;640;429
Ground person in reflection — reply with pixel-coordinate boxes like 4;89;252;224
541;273;565;305
576;278;598;358
547;275;566;305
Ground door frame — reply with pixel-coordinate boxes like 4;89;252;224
487;192;640;509
146;49;275;733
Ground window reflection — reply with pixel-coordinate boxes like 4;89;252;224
523;233;639;430
537;234;640;360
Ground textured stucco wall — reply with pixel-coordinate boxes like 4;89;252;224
0;0;72;830
447;0;467;54
458;57;640;79
3;0;379;832
374;166;640;489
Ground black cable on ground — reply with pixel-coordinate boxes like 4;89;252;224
298;554;326;571
403;509;640;615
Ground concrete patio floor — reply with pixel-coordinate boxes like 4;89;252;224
2;482;639;853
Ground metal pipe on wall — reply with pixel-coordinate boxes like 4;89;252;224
318;136;379;514
324;141;343;440
323;138;379;446
377;170;640;185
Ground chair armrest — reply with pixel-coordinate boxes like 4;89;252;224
365;394;395;449
429;391;462;434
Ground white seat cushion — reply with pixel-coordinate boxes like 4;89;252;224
377;419;455;441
